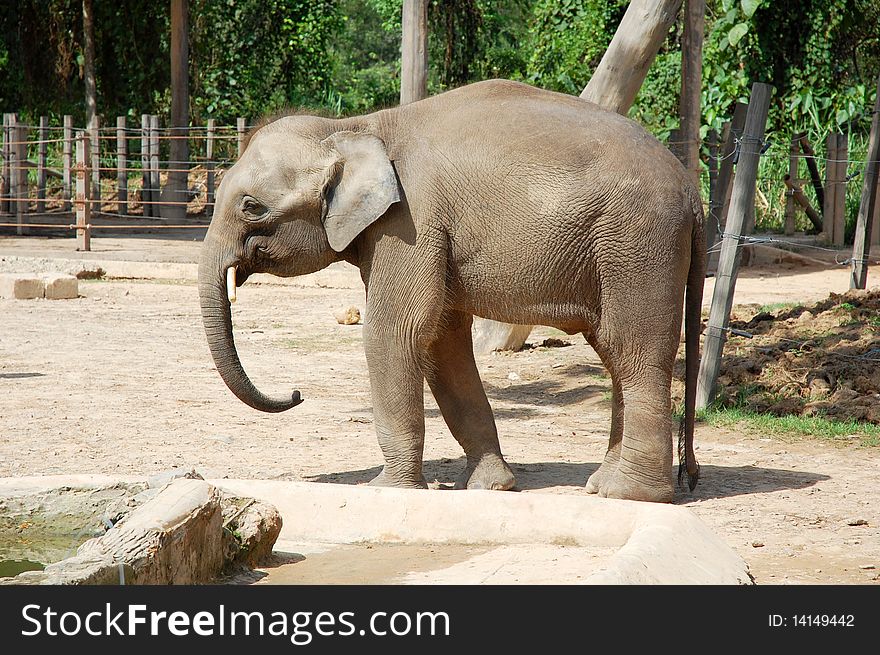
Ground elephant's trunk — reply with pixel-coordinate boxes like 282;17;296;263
198;246;302;413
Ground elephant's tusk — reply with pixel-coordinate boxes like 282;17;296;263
226;266;237;304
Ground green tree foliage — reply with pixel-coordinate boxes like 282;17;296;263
190;0;343;123
1;0;878;138
0;0;167;121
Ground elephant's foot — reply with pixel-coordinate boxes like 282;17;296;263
585;449;620;494
367;467;428;489
454;453;516;491
596;469;674;503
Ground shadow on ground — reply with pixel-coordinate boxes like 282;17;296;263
678;464;829;503
308;460;828;501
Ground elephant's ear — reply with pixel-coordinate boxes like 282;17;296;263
320;131;400;252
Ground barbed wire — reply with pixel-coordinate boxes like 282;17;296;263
706;232;880;266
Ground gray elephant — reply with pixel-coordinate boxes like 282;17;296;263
198;79;704;503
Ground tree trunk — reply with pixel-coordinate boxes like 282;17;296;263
400;0;428;105
677;0;704;186
473;0;684;353
82;0;97;129
162;0;190;220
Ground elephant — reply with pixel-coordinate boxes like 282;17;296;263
198;78;705;503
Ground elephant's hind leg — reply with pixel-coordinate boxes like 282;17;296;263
590;321;679;503
425;310;515;491
585;374;623;493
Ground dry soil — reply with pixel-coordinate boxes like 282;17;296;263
0;235;878;584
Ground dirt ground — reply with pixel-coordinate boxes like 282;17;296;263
0;234;878;585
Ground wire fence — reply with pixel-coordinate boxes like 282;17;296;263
0;113;255;233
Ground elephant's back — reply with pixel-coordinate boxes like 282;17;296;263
392;79;682;181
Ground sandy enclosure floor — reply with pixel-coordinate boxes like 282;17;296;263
0;235;878;584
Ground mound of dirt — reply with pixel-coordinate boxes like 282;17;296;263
699;288;880;423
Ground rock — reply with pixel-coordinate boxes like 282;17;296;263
78;478;225;584
858;564;875;570
0;554;133;586
44;273;78;300
751;541;765;548
335;306;361;325
846;518;868;526
75;267;105;280
0;273;45;299
507;372;521;381
221;497;283;568
796;310;814;323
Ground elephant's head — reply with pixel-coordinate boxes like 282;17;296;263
198;117;400;412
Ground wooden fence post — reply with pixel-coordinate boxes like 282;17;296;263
206;118;215;217
2;113;14;214
823;133;839;243
872;182;880;248
141;114;151;217
707;127;719;231
150;114;160;217
36;116;48;213
237;117;246;159
117;116;127;215
696;82;773;410
783;132;800;235
62;115;73;212
400;0;428;105
75;131;91;251
707;102;747;270
12;119;27;235
849;75;880;289
89;114;100;204
833;133;848;246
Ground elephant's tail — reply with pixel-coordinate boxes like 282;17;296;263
678;185;705;491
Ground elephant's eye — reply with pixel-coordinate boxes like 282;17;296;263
241;196;269;220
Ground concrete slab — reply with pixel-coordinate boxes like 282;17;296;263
213;480;753;585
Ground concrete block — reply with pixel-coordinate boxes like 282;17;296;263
0;274;45;299
44;273;78;300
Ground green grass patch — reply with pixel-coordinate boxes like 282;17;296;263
758;301;799;314
696;405;880;447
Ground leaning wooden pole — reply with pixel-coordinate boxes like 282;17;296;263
474;0;684;353
696;83;773;410
581;0;683;112
849;75;880;290
400;0;428;105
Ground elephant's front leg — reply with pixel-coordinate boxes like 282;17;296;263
425;311;515;491
363;320;430;489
